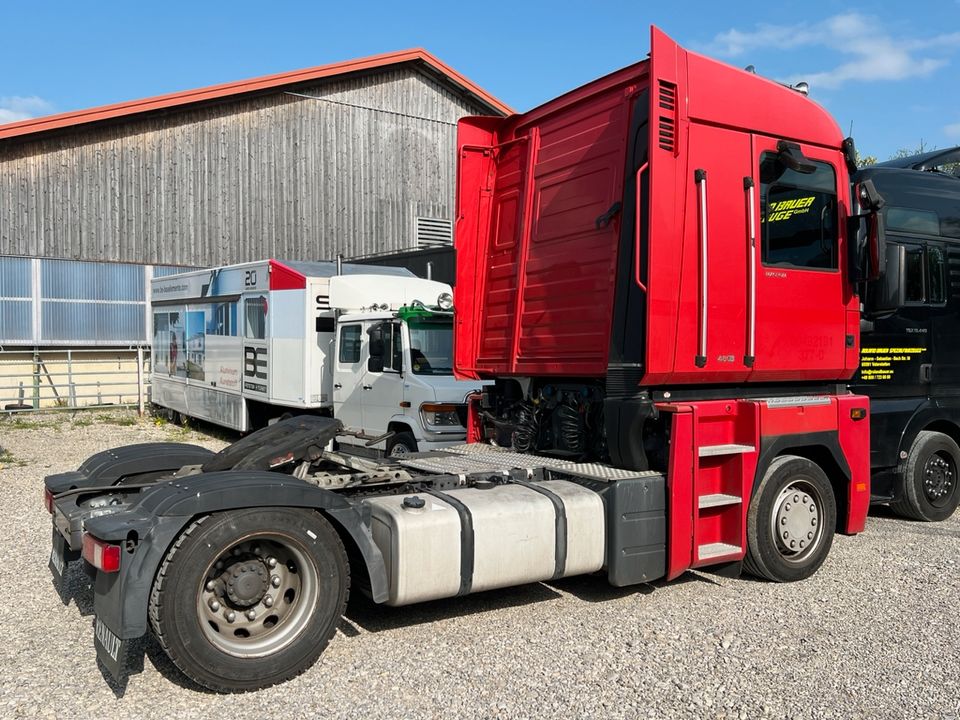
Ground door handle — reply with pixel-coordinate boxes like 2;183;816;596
921;363;932;383
362;385;372;390
334;383;342;389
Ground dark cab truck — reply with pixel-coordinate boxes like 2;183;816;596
45;28;891;692
851;147;960;521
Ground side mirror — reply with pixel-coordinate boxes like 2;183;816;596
865;210;886;281
367;325;385;358
367;356;384;373
863;242;904;318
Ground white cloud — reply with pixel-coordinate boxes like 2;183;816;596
0;96;55;124
944;122;960;139
705;13;958;90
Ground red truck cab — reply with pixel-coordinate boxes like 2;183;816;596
455;27;871;582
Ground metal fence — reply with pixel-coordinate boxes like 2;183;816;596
0;347;150;414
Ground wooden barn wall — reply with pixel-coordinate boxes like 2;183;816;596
0;67;487;266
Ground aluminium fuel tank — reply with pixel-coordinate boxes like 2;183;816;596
364;480;605;606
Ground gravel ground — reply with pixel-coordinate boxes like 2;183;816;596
1;411;958;719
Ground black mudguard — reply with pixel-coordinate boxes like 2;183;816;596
45;442;215;494
83;470;388;679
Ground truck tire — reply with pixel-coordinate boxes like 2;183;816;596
148;508;349;692
744;455;836;583
386;431;418;457
891;430;960;522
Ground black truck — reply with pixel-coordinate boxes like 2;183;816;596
852;147;960;521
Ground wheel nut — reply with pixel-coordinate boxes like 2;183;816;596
799;541;805;548
252;545;261;555
225;611;236;622
209;600;221;612
267;557;277;568
271;575;281;588
264;596;273;608
246;610;256;621
811;518;817;526
233;547;242;556
215;561;223;570
794;495;799;503
205;580;215;591
781;518;787;525
790;540;796;548
807;531;813;540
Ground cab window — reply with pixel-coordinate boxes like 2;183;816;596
901;243;946;306
338;325;361;364
760;153;838;270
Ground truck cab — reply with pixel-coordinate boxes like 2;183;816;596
851;148;960;520
328;274;484;456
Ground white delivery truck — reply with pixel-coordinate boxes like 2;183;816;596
150;258;483;455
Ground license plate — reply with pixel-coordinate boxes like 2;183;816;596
49;529;67;579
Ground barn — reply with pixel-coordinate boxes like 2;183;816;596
0;49;507;408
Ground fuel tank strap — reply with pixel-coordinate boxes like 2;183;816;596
419;488;475;596
506;479;568;580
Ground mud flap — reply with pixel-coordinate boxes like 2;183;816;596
49;529;79;603
94;616;128;681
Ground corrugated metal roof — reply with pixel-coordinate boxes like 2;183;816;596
0;48;512;142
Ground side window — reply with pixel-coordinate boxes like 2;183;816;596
338;324;361;364
904;246;924;303
244;297;266;339
900;243;946;306
760;152;838;270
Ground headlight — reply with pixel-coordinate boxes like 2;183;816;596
420;402;462;427
437;292;454;310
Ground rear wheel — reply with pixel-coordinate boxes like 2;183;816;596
891;430;960;522
745;455;836;582
149;508;349;692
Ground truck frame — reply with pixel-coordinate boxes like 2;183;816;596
46;27;888;693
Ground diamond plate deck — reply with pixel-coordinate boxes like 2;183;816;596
397;444;661;482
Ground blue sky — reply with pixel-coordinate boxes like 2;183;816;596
2;1;958;160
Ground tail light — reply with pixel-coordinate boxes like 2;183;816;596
43;488;54;514
82;533;121;573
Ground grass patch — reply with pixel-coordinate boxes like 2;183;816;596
95;413;138;427
0;448;26;468
0;416;63;430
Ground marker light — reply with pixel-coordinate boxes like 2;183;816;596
437;292;454;310
82;533;122;573
43;488;54;514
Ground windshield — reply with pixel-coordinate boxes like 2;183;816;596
407;319;453;375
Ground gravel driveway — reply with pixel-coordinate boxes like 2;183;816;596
1;411;958;719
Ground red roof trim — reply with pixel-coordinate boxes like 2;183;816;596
0;48;512;141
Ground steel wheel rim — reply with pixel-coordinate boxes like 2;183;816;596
922;451;956;508
197;532;319;658
770;479;825;564
389;443;411;457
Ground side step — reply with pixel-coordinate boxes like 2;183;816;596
698;443;755;457
698;493;742;509
697;542;742;561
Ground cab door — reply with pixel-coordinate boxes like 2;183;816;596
332;321;364;431
749;137;849;381
361;320;406;438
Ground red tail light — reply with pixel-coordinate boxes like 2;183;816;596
82;533;121;573
43;488;54;514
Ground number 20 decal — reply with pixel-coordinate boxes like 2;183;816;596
244;270;258;287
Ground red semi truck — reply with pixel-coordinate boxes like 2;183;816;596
45;28;887;692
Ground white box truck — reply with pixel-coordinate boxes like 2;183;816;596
150;258;483;454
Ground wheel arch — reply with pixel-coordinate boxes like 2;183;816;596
753;432;851;535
